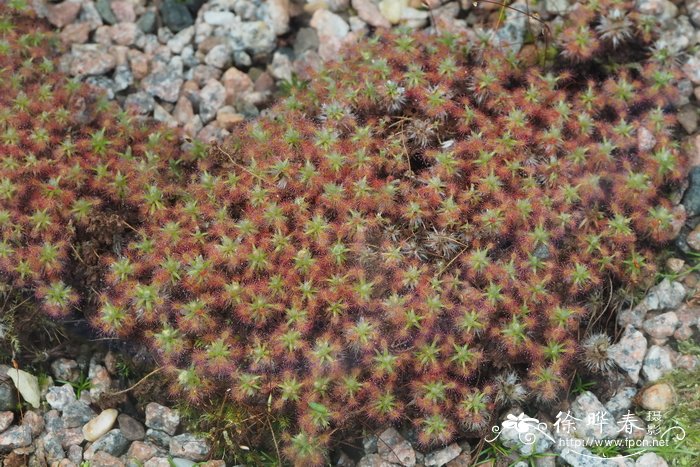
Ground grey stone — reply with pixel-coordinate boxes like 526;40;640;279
62;400;96;428
357;454;396;467
198;79;226;124
377;427;415;466
162;0;194;32
22;410;44;437
424;442;461;466
494;1;528;52
0;425;32;451
605;386;637;418
67;444;83;463
70;43;116;76
641;345;673;382
689;0;700;27
51;359;80;383
84;428;130;458
145;403;180;436
118;414;145;441
146;428;171;449
0;365;18;411
205;44;233;69
230;20;276;56
639;383;674;411
635;452;668;466
46;385;77;411
167;26;194;54
42;432;65;461
642;312;679;339
500;410;554;456
570;391;618;441
137;10;157;33
635;0;677;22
86;75;117;99
233;50;252;68
683;166;700;217
609;325;647;384
96;0;118;24
142;58;184;103
294;28;319;55
169;433;211;462
0;411;13;433
113;64;133;92
203;11;236;26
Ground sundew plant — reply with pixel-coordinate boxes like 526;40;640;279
0;0;688;464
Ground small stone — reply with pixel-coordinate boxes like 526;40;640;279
205;44;233;69
683;55;700;85
137;11;157;34
145;458;172;467
92;451;126;466
162;0;194;32
146;428;172;449
111;22;140;46
110;0;135;23
635;0;677;22
167;26;194;54
88;363;111;399
666;258;685;274
60;22;92;44
78;1;103;29
46;385;76;411
310;9;350;61
424;443;461;466
57;427;84;449
0;366;17;411
203;11;236;26
609;326;647;384
637;126;656;152
619;279;686;328
0;411;13;433
617;413;646;440
142;58;184;103
642;312;679;340
96;0;118;24
183;115;203;138
221;67;254;104
268;51;292;81
571;392;619;441
83;409;118;442
84;429;129;459
686;224;700;251
154;104;178;126
145;403;180;436
294;28;319;55
6;368;40;409
357;454;395;467
69;44;116;76
22;410;44;437
174;96;195;125
231;20;277;56
499;411;554;456
635;451;668;466
196;122;230;143
0;426;32;452
125;91;156;115
641;345;673;382
445;448;471;467
169;433;211;462
62;401;96;428
605;386;637;418
94;25;113;45
363;432;378;454
639;383;674;411
259;0;290;35
352;0;391;28
377;427;415;466
42;431;65;461
216;106;244;128
677;106;698;134
67;444;82;464
544;0;569;16
118;414;145;441
47;1;82;28
198;79;226;124
126;440;160;462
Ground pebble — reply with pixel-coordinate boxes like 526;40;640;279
377;427;415;466
0;425;32;451
142;58;185;103
570;391;618;441
635;452;669;467
167;26;195;54
96;0;118;24
605;386;637;418
69;44;116;76
259;0;290;35
46;1;82;28
42;431;65;461
88;363;112;399
683;54;700;85
126;439;160;461
216;106;244;128
22;410;44;437
169;433;211;461
310;9;350;61
689;0;700;27
83;408;118;442
635;0;677;22
352;0;391;28
146;428;172;449
618;279;686;328
638;383;674;411
6;368;40;409
83;428;130;458
161;0;194;32
67;444;83;464
145;403;180;436
62;401;96;429
111;0;136;23
424;444;462;466
641;345;673;382
269;51;292;81
677;105;699;134
118;414;146;441
205;43;233;69
609;325;647;384
642;312;679;339
0;411;13;433
230;20;277;56
60;22;92;44
0;366;17;411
